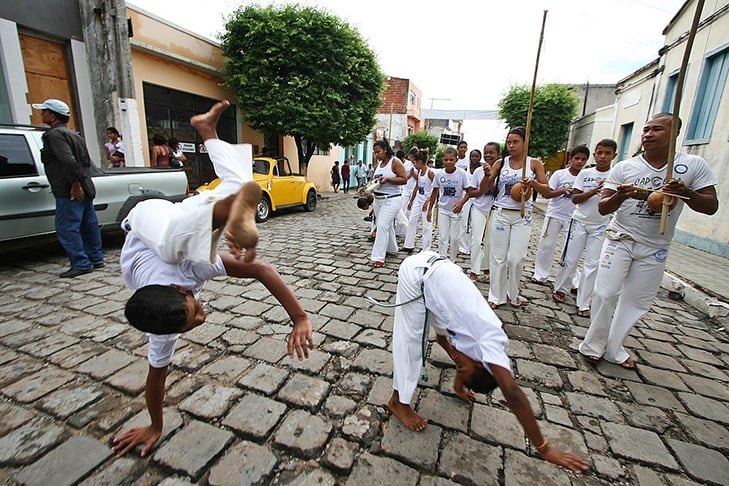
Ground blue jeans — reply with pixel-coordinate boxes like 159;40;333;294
55;197;104;269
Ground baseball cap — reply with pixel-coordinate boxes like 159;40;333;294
31;99;71;116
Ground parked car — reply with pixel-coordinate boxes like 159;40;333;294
0;124;189;249
195;156;317;222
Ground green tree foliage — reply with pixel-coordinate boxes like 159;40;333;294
402;131;438;160
221;4;385;175
498;84;579;160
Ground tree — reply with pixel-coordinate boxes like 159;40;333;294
221;4;385;175
402;131;438;159
497;84;579;160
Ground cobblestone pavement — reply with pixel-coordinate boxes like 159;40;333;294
1;192;728;486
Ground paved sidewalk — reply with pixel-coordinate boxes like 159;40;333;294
0;192;728;485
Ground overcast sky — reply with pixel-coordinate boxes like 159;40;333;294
129;0;687;145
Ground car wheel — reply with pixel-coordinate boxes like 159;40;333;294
303;189;317;212
256;196;271;222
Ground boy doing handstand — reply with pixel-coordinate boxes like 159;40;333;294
112;100;314;457
389;251;589;474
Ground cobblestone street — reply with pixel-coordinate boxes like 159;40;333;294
1;192;728;485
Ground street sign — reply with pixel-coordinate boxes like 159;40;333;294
439;133;461;145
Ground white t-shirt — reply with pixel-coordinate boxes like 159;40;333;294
433;168;471;212
469;166;495;215
455;156;469;172
120;233;227;368
605;152;716;247
402;160;416;195
545;168;578;222
415;252;511;373
572;166;612;225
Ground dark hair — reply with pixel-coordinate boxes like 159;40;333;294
507;126;527;140
414;150;428;163
357;195;373;209
168;137;180;150
470;149;482;160
443;147;458;158
457;140;468;148
125;285;187;334
396;149;406;159
595;138;618;152
54;113;70;124
464;367;499;394
408;147;419;156
152;134;167;146
569;145;590;159
107;127;120;137
650;112;682;130
373;139;395;158
484;142;501;153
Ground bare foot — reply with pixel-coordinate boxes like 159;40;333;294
388;392;427;431
225;181;261;262
190;100;230;140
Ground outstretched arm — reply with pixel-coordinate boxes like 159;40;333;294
112;365;167;457
222;255;313;359
435;335;475;403
491;365;589;474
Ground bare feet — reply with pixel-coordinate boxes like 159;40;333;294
388;392;427;431
190;100;230;140
225;181;261;262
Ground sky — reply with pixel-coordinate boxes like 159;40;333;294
129;0;687;145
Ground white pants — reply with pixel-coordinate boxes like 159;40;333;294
488;208;532;306
532;216;570;282
554;220;606;311
437;208;462;261
579;237;668;364
371;195;401;262
395;208;408;237
458;199;473;254
469;207;492;274
404;198;433;251
123;140;252;264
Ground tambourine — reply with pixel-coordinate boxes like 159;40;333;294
362;178;382;196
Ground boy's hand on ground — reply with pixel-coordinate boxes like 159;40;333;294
540;446;590;474
287;318;314;360
112;425;161;458
454;387;475;404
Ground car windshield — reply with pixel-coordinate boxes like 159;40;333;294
253;159;269;175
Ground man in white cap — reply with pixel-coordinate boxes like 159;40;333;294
32;99;105;277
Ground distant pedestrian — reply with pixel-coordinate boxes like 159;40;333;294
105;127;125;168
168;137;187;168
355;160;367;189
32;98;105;278
341;159;351;193
151;133;172;168
579;113;717;368
331;161;341;193
366;162;374;180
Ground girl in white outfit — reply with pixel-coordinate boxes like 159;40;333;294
482;127;550;308
370;139;407;267
402;150;435;253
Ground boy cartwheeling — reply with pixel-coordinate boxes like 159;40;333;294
389;251;589;474
112;100;314;457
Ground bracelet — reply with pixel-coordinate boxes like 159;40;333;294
534;438;549;451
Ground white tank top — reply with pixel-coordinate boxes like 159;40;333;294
494;156;536;211
373;157;400;196
414;167;435;204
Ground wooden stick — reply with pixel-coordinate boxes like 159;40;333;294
660;0;705;234
521;10;548;217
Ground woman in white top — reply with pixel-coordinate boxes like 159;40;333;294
480;127;550;308
370;139;407;267
402;150;435;253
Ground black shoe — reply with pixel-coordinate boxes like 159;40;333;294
59;267;93;278
93;262;105;269
570;288;578;295
363;216;373;222
399;247;414;254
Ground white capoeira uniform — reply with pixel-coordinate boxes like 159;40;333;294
122;140;253;265
433;168;471;261
371;157;402;262
120;138;252;368
401;159;416;218
404;167;435;252
532;167;579;283
488;157;535;306
392;251;511;405
468;165;495;275
553;166;612;311
579;153;716;364
455;157;471;254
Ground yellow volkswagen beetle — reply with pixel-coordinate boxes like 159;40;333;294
195;157;318;222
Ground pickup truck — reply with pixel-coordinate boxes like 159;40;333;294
0;124;189;250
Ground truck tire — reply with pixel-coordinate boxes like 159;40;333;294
256;196;271;222
303;189;317;212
